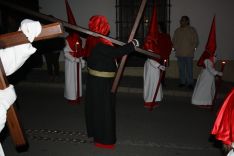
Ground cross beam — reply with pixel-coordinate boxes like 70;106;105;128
0;22;64;48
0;22;64;148
111;0;147;93
0;0;160;59
0;0;161;147
0;62;27;148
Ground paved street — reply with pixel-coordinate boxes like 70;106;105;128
1;69;231;156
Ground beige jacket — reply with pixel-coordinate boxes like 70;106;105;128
172;26;199;57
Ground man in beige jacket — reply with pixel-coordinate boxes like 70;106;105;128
172;16;199;89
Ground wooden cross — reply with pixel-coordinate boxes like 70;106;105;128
111;0;147;93
0;0;160;59
0;22;64;148
0;0;161;145
0;0;160;93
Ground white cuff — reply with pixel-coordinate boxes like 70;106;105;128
0;43;37;76
0;84;16;110
0;143;5;156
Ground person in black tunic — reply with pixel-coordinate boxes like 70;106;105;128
84;15;139;149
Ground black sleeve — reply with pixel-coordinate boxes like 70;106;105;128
98;42;135;58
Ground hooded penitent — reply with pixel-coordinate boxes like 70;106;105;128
64;0;83;105
211;88;234;145
143;4;160;61
84;15;113;57
197;16;216;67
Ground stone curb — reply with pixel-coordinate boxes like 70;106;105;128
17;82;226;98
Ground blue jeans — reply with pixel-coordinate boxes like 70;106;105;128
177;57;194;85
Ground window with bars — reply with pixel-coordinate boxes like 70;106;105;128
116;0;171;66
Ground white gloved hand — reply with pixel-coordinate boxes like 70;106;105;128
0;85;16;135
74;58;79;62
159;65;166;71
81;58;86;69
131;39;139;47
19;19;42;42
227;149;234;156
0;85;16;110
217;72;223;77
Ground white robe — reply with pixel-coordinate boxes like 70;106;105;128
0;43;34;155
228;149;234;156
63;40;83;100
227;143;234;156
192;59;219;105
0;19;41;156
143;59;163;102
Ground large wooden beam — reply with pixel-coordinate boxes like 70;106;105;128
0;60;27;148
0;0;160;59
0;22;64;148
111;0;147;93
0;22;63;48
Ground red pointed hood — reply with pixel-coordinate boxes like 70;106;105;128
205;16;216;54
147;4;158;39
64;0;82;53
197;16;216;67
143;4;160;58
65;0;77;25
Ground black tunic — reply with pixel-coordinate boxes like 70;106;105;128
85;42;135;144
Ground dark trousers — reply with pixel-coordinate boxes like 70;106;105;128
44;52;60;76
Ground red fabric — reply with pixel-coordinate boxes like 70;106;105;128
143;5;172;61
143;4;161;61
146;4;158;40
66;33;82;56
197;16;216;67
65;0;77;25
84;15;113;57
89;15;110;36
95;142;115;149
197;51;212;67
158;33;173;60
65;0;85;58
143;33;172;62
206;16;216;55
211;88;234;145
143;36;160;59
67;99;80;105
144;102;160;108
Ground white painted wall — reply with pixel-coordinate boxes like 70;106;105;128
39;0;116;37
39;0;234;81
39;0;234;61
170;0;234;60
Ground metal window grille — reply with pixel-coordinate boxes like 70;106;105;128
116;0;171;66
